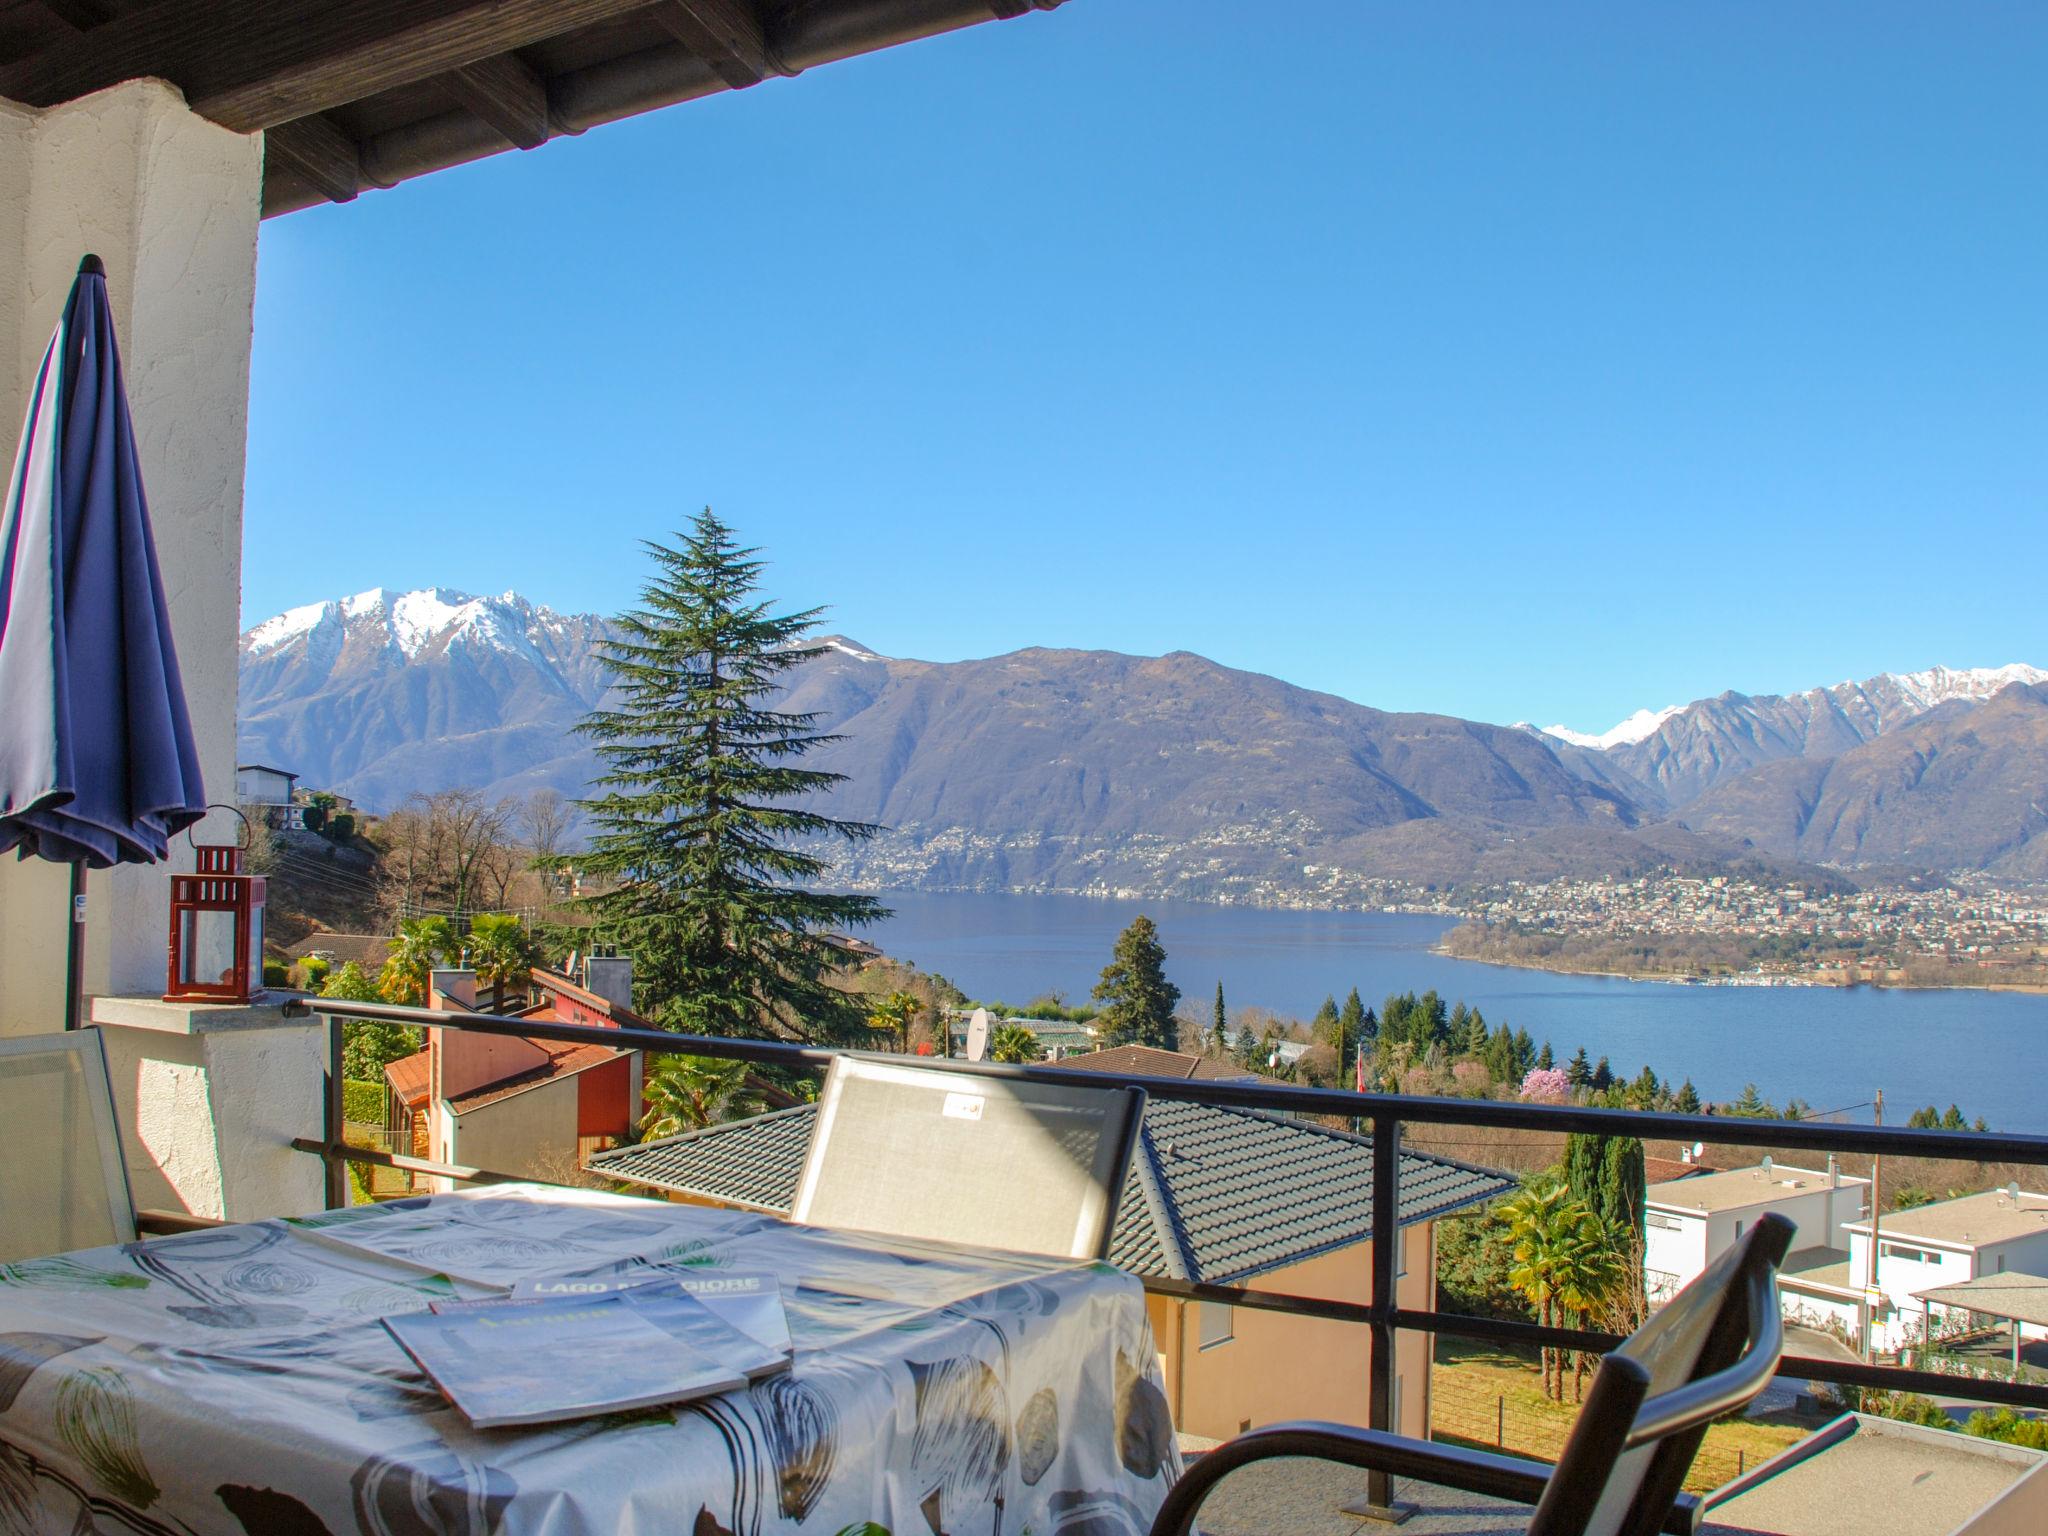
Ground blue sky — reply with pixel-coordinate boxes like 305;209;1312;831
243;1;2046;734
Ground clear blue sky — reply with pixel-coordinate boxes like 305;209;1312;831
242;1;2046;735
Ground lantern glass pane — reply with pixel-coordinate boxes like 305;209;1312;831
181;908;237;989
248;903;265;992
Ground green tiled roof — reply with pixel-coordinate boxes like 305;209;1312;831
588;1097;1512;1285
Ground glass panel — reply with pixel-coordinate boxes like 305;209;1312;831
0;1048;123;1261
179;908;238;989
247;903;265;993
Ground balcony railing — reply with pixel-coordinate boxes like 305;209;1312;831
289;996;2048;1515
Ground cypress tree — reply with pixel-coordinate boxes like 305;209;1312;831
577;510;883;1039
1093;915;1181;1049
1212;982;1228;1056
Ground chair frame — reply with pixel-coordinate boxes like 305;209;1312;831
1150;1213;1797;1536
0;1027;138;1256
791;1054;1145;1262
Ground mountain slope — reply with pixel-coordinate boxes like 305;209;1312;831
1674;683;2048;876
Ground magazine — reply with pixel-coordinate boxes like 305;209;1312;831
515;1268;793;1363
384;1294;749;1429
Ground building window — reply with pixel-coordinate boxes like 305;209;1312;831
1734;1220;1744;1239
1198;1302;1234;1349
1646;1212;1682;1232
1881;1243;1939;1266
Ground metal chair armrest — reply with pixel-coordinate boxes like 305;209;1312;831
1149;1422;1553;1536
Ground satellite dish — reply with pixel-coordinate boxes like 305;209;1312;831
2008;1183;2021;1202
1760;1156;1773;1178
1692;1142;1705;1160
965;1008;991;1062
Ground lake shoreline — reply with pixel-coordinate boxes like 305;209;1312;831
1432;937;2048;996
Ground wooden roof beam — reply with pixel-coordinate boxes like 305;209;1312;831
0;0;653;133
441;51;552;152
263;115;361;205
646;0;784;92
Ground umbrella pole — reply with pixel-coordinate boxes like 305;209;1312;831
65;863;86;1031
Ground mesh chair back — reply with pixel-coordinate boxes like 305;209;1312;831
0;1030;135;1262
791;1057;1144;1260
1531;1212;1794;1536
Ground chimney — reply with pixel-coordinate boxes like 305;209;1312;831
429;969;476;1010
583;956;634;1015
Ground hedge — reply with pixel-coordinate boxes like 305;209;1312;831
342;1078;385;1127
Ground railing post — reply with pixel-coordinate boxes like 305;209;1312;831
1344;1112;1414;1522
324;1014;348;1210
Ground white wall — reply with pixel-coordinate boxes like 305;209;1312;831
0;80;261;1029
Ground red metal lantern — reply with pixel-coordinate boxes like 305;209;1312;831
163;844;267;1003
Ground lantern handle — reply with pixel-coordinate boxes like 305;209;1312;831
182;803;253;850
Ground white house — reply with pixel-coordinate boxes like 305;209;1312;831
1794;1188;2048;1355
1645;1160;1869;1307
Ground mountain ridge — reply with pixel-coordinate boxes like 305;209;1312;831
237;587;2047;891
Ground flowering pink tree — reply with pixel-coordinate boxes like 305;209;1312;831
1521;1066;1571;1103
1452;1060;1491;1096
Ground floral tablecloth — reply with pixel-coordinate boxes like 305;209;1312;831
0;1184;1179;1536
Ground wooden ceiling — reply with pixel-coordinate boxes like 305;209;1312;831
0;0;1070;216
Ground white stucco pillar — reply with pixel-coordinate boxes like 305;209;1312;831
0;79;261;1029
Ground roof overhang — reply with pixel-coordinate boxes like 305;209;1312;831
0;0;1073;217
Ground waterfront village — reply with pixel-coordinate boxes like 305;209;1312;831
1416;874;2048;988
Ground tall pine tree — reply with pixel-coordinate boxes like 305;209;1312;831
1339;988;1366;1063
577;510;884;1040
1093;916;1180;1049
1212;982;1228;1057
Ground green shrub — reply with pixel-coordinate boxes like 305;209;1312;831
342;1078;386;1126
327;812;355;840
262;959;289;987
1963;1408;2048;1450
298;955;331;990
300;804;327;833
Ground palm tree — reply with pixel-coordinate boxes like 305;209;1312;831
378;916;454;1005
1501;1177;1600;1400
467;912;533;1013
1554;1209;1629;1401
867;991;925;1053
990;1023;1045;1064
639;1055;764;1140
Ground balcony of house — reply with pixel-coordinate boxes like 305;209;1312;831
7;967;2048;1536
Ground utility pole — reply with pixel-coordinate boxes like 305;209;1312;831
1863;1088;1883;1363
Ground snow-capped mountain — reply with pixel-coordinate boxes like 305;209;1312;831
1537;706;1683;752
1540;663;2048;811
238;588;620;811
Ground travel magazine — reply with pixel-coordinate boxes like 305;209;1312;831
385;1271;792;1427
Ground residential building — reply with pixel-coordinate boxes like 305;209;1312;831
1055;1044;1267;1084
1791;1188;2048;1354
1645;1159;1869;1308
382;960;643;1186
946;1010;1099;1059
587;1097;1514;1445
234;762;302;829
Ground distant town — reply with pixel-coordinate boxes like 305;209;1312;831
1430;874;2048;990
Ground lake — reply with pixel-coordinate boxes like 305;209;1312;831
865;891;2048;1134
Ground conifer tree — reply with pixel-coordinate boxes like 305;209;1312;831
1339;988;1366;1062
1537;1041;1555;1071
1674;1079;1701;1115
1093;915;1181;1049
1312;994;1341;1049
1233;1023;1259;1068
576;510;883;1040
1567;1046;1592;1087
1591;1056;1614;1092
1212;982;1228;1056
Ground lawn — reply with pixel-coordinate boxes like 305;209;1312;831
1430;1337;1810;1493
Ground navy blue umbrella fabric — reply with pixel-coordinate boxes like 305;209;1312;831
0;255;205;868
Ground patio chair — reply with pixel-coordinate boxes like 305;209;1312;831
791;1055;1144;1261
0;1029;137;1262
1151;1211;1797;1536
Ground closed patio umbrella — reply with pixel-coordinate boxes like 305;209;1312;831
0;254;206;1027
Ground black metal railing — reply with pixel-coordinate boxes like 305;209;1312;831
291;996;2048;1510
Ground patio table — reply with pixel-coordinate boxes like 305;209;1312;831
0;1183;1180;1536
